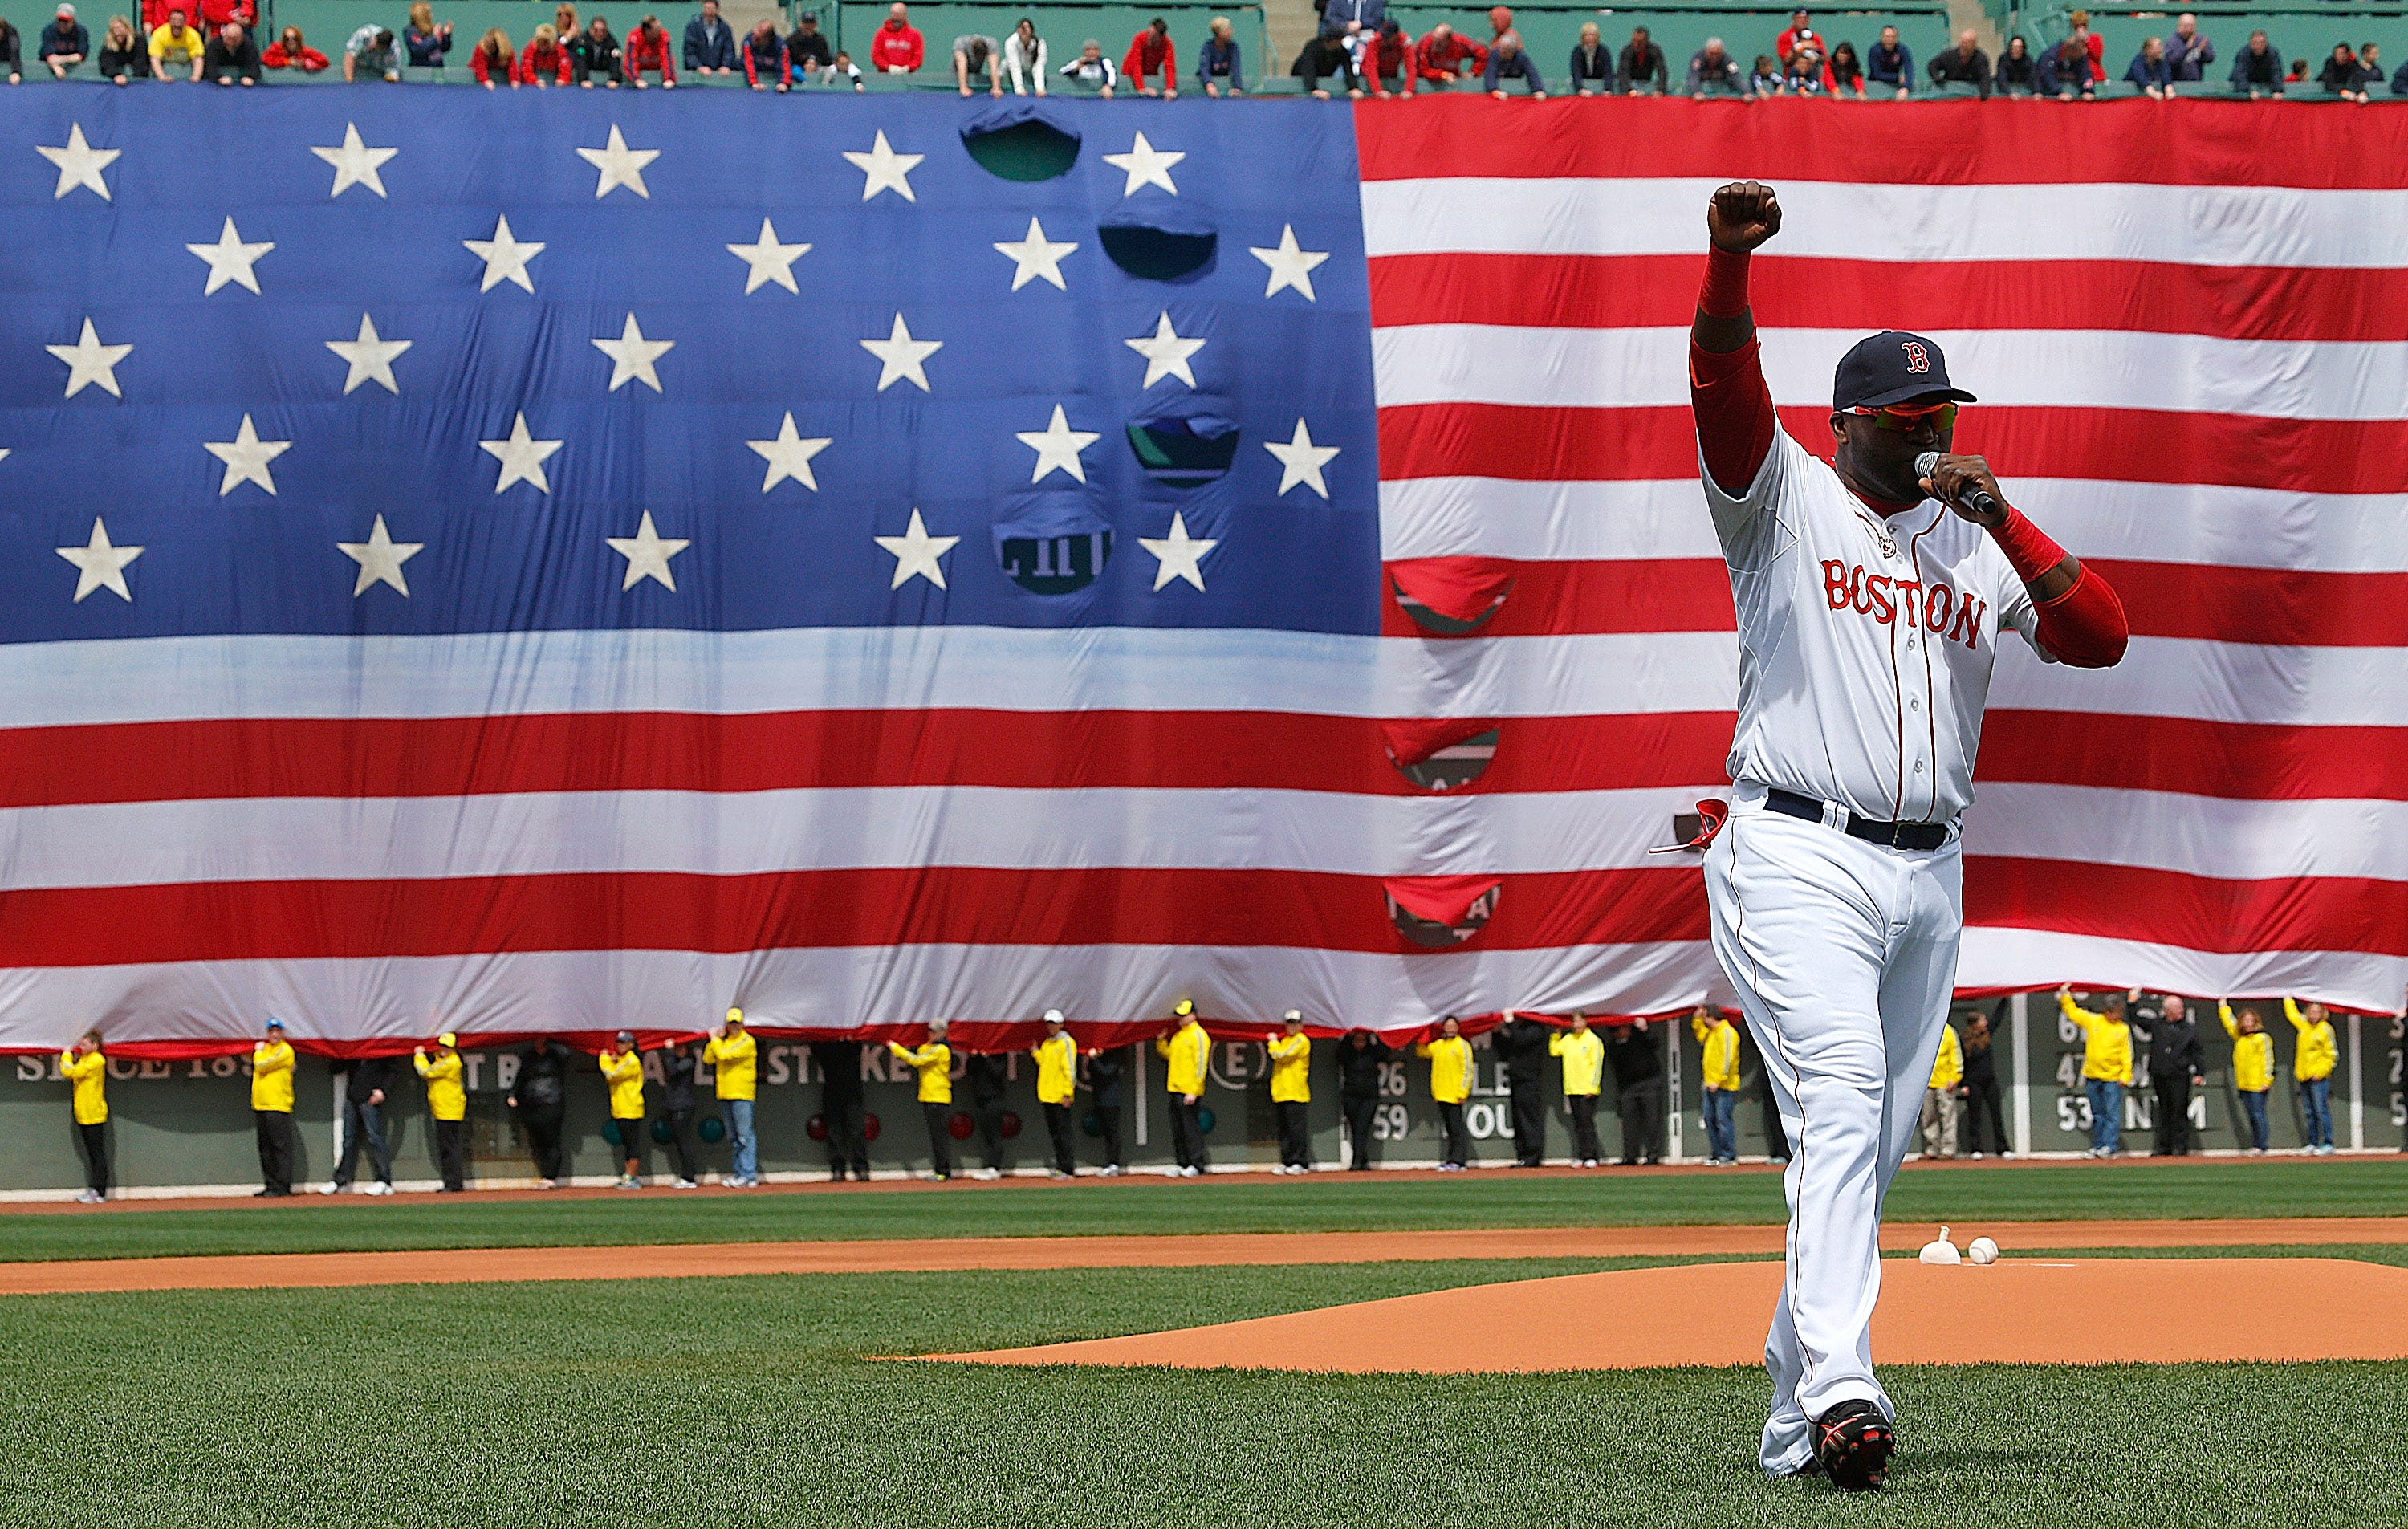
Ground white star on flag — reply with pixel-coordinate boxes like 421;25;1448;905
592;313;675;393
465;214;544;293
326;313;412;395
57;518;142;604
1102;132;1183;196
1016;405;1100;484
860;313;942;392
1139;512;1219;592
203;414;291;496
186;217;275;295
337;514;425;596
1264;417;1340;498
606;511;689;591
747;413;832;492
36;123;119;201
875;509;959;590
480;412;563;493
47;319;132;400
1250;225;1330;301
1125;311;1205;389
576;124;659;199
310;123;398;199
843;129;923;202
726;218;810;295
993;217;1078;291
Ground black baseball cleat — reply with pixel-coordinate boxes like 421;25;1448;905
1811;1400;1895;1491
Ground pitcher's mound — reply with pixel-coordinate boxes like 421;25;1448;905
931;1258;2408;1372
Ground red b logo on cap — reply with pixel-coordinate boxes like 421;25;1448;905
1901;340;1930;374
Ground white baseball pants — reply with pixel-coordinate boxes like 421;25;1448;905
1702;784;1962;1475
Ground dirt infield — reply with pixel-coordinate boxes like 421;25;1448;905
932;1258;2408;1371
5;1218;2407;1295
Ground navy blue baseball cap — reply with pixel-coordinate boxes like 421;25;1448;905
1832;331;1978;412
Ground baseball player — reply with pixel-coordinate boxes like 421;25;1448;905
1689;181;2129;1490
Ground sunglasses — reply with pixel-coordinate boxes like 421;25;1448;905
1852;401;1958;433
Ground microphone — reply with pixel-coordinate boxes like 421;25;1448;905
1915;450;2002;521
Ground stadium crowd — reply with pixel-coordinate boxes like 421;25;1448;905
47;989;2380;1202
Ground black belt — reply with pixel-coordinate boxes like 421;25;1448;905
1766;789;1951;852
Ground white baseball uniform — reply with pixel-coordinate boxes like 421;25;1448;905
1697;421;2048;1474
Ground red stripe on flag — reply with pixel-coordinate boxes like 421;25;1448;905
1967;857;2408;956
1979;712;2408;803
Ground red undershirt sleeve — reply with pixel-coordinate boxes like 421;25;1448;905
1991;508;2129;668
1690;247;1776;498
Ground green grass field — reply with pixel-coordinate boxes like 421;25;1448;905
11;1159;2406;1263
6;1258;2404;1528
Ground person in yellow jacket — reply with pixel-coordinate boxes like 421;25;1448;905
706;1008;760;1186
1267;1008;1314;1174
2219;1000;2274;1154
889;1019;956;1181
1918;1020;1963;1161
1157;1000;1213;1176
1694;1006;1743;1165
600;1030;649;1188
1551;1013;1607;1167
59;1029;109;1203
1031;1010;1081;1178
413;1031;468;1192
252;1019;298;1196
1415;1015;1474;1170
2286;997;2338;1153
2058;986;2133;1157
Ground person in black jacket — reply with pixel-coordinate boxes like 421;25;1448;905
1958;1005;2009;1157
787;11;831;72
96;14;145;77
39;5;87;77
0;18;23;80
326;1054;398;1194
1336;1029;1391;1169
1606;1018;1664;1165
658;1040;702;1188
506;1036;571;1187
569;14;619;83
1491;1013;1553;1166
1617;25;1667;91
965;1051;1009;1178
1566;20;1610;92
202;19;258;82
682;0;734;74
2126;993;2207;1155
1084;1044;1127;1173
810;1039;868;1181
1926;27;1990;96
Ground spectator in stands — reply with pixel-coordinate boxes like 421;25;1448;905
824;45;860;86
344;21;398;78
1997;33;2032;92
1336;1029;1388;1169
1033;1011;1079;1178
59;1030;108;1203
2058;986;2133;1157
1292;29;1358;96
950;30;997;94
1959;1008;2008;1157
1060;36;1115;92
810;1039;867;1181
1694;1006;1742;1165
787;11;829;76
2392;51;2407;94
203;18;256;79
39;4;87;76
657;1039;702;1189
149;5;202;78
2219;1001;2272;1155
2125;35;2170;97
1417;1015;1474;1170
2286;998;2337;1153
600;1031;647;1189
412;1032;468;1193
1926;29;1987;95
1483;2;1511;51
1747;51;1781;95
2036;35;2094;98
550;1;572;43
870;0;919;72
1122;15;1174;95
1607;1017;1664;1165
1783;43;1830;93
1364;16;1411;96
1551;1014;1605;1167
1824;39;1865;95
468;24;513;83
2227;28;2280;95
1617;26;1665;91
2284;57;2305;84
2361;43;2381;91
97;14;142;76
705;1008;758;1186
2319;43;2371;103
1412;22;1482;87
623;14;672;84
1484;28;1540;96
890;1025;954;1180
519;22;571;84
1686;35;1740;94
739;18;786;88
571;15;617;84
403;2;447;67
195;0;247;33
1492;1011;1551;1167
1320;0;1381;39
1001;15;1043;91
683;0;731;75
1159;1000;1211;1176
1085;1042;1128;1173
326;1052;398;1194
262;24;323;69
1565;19;1609;92
250;1021;296;1196
1773;7;1819;63
2127;993;2204;1155
0;15;21;79
2163;11;2211;79
1919;1017;1961;1159
1197;14;1240;94
2068;8;2103;73
1866;23;1910;96
505;1035;569;1187
1268;1010;1314;1173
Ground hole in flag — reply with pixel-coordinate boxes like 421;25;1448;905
1385;877;1501;948
961;105;1082;182
1100;212;1218;282
1126;408;1239;488
1381;718;1500;791
1389;558;1514;636
995;498;1113;595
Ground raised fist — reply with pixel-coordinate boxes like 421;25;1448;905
1708;181;1782;254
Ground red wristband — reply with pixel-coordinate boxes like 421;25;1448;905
1987;507;2068;587
1699;246;1751;318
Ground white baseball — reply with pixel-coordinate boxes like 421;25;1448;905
1967;1236;1999;1265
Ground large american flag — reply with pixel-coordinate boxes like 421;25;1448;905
1;91;2399;1057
